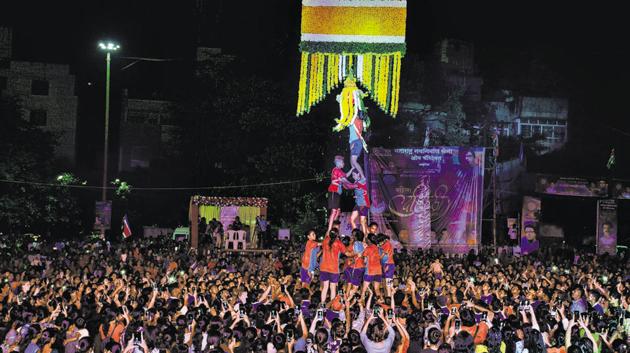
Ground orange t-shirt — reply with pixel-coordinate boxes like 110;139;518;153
461;322;489;345
330;295;345;311
381;241;395;265
364;244;382;276
397;337;410;353
350;242;366;269
548;347;567;353
100;322;125;343
301;240;320;269
320;237;346;274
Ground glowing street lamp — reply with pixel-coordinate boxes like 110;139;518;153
98;42;120;51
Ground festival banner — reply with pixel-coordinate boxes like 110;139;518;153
535;174;608;197
596;199;617;255
94;201;112;230
507;218;518;241
611;180;630;199
520;196;541;255
369;147;484;252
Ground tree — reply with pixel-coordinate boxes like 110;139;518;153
431;86;469;146
156;57;333;225
0;96;84;236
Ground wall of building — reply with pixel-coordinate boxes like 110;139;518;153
436;39;475;75
515;96;569;153
0;60;78;166
517;96;569;119
0;27;11;59
118;96;175;171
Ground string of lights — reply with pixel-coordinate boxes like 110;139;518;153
0;177;327;191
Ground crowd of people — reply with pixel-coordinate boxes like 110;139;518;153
1;224;629;353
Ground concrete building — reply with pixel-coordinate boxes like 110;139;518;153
514;96;568;152
485;91;569;153
118;90;176;172
432;39;483;102
118;46;234;172
0;27;78;166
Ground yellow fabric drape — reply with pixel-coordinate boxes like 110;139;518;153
199;206;220;224
238;206;260;235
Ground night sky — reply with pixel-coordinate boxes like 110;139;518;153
2;1;629;151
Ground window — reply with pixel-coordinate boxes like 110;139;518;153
31;79;49;95
554;127;566;141
130;146;150;168
29;110;47;126
521;125;532;137
0;75;6;90
532;125;542;135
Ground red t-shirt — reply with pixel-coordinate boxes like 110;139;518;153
320;237;346;274
364;244;382;276
328;168;345;193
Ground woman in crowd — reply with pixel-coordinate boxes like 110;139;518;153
319;230;347;304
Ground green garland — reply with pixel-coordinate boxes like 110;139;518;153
299;41;406;55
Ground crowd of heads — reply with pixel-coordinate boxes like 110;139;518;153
1;229;629;353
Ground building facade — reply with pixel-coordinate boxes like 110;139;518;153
433;39;483;102
513;96;568;152
485;95;569;153
0;27;78;166
118;90;176;172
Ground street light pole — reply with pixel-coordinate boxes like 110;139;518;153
102;51;111;201
98;41;120;238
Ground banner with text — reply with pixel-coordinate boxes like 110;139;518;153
369;147;484;252
94;201;112;230
611;180;630;199
535;175;608;197
520;196;541;255
596;199;617;255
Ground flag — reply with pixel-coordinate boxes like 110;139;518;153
492;132;499;158
607;148;616;170
122;214;132;238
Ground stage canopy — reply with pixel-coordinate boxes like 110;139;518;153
188;196;268;249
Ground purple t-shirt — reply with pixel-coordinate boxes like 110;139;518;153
301;300;311;319
481;294;493;305
520;238;539;255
